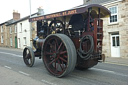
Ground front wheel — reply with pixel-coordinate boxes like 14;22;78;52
23;46;35;67
42;34;77;77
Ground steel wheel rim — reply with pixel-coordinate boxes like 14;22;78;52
43;36;68;76
23;47;35;67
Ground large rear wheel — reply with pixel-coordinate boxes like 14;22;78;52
42;34;77;77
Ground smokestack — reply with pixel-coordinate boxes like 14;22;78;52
37;6;44;15
13;10;20;20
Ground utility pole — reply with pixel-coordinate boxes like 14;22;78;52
29;0;32;47
29;0;32;18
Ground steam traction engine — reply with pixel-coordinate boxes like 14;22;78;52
23;4;110;77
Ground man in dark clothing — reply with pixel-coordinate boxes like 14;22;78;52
69;14;84;31
84;18;94;31
89;19;94;31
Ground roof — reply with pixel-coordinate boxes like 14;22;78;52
84;0;118;5
29;4;111;22
0;19;15;25
0;13;37;26
6;13;37;26
6;16;30;26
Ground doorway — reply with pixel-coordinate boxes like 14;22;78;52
111;33;120;57
15;36;17;48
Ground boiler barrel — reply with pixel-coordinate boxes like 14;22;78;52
33;37;45;49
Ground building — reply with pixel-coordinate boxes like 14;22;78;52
6;13;37;49
0;22;7;47
0;7;43;49
84;0;128;58
6;23;18;48
0;11;20;48
0;10;37;49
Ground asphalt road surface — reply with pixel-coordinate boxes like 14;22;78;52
0;47;128;85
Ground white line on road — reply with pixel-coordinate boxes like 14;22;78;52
91;68;115;73
92;68;128;77
41;79;57;85
4;66;12;69
0;51;22;57
19;71;30;76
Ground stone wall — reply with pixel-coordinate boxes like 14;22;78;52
102;1;128;58
6;24;17;48
0;24;8;47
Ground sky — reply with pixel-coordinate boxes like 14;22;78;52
0;0;83;23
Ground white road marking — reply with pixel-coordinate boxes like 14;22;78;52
19;71;30;76
91;68;115;73
0;51;22;57
4;66;12;69
92;68;128;77
41;80;57;85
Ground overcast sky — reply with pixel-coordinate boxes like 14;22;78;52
0;0;83;23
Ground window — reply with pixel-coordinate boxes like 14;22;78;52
15;25;17;33
112;33;120;47
10;37;12;46
20;23;22;32
23;37;27;45
1;26;3;33
1;36;3;43
10;27;12;34
109;6;118;23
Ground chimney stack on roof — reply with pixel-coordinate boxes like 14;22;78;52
37;6;44;15
13;10;20;20
83;0;90;4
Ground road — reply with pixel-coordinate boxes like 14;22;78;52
0;47;128;85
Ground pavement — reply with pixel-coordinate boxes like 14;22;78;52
105;57;128;66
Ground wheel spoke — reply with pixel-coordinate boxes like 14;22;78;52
63;55;68;58
24;57;29;64
59;57;67;62
60;51;67;55
54;60;57;71
49;59;56;66
55;60;59;73
62;60;65;70
50;56;54;60
54;38;59;47
58;59;63;71
45;51;54;55
57;42;63;51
